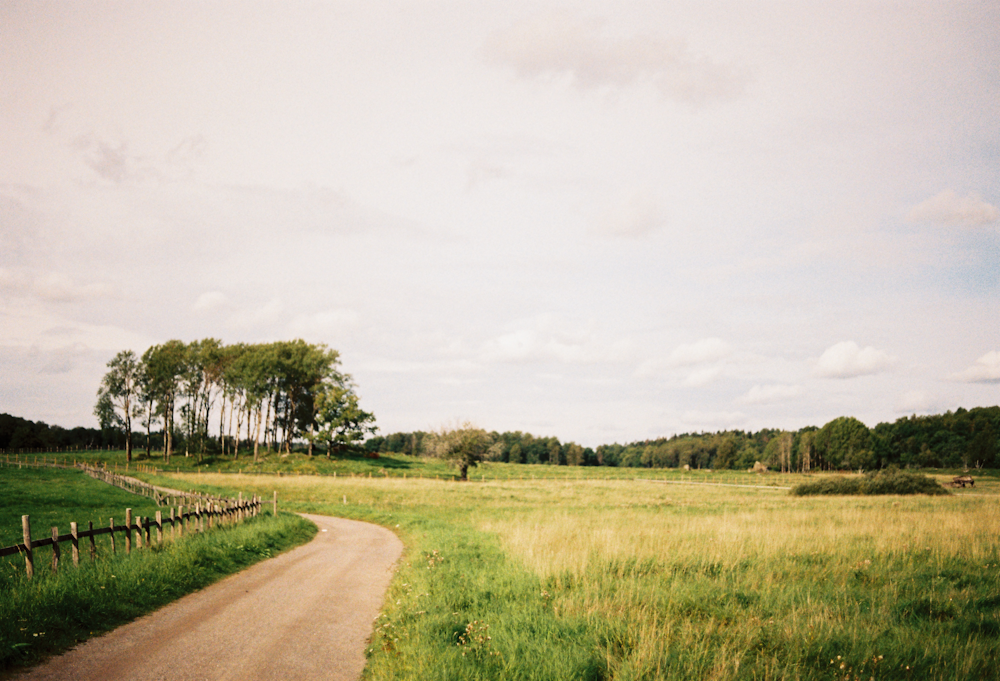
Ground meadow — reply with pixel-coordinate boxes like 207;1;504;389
144;468;1000;681
3;454;998;679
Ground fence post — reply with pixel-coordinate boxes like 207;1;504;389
109;517;116;554
135;516;143;550
89;521;96;561
156;511;163;545
125;509;132;554
273;491;278;516
70;522;80;566
178;506;184;537
144;517;151;547
51;526;60;573
21;515;33;580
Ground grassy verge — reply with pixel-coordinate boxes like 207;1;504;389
161;472;1000;681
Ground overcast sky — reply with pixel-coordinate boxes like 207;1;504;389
1;1;998;447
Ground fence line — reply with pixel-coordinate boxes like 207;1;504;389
2;458;277;580
1;498;265;579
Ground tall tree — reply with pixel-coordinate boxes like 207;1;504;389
95;350;140;462
142;340;188;462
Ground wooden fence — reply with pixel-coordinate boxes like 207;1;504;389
0;497;265;579
1;458;279;580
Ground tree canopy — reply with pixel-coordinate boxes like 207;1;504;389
93;339;375;461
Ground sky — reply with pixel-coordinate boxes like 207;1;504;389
1;1;998;447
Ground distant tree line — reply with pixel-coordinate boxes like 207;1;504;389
94;339;375;463
0;413;106;452
368;406;999;471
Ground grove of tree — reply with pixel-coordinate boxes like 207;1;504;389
93;339;375;461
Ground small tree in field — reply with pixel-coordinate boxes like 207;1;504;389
425;423;492;481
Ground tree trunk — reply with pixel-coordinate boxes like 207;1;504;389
253;405;262;463
124;392;132;463
219;393;227;457
145;395;153;458
233;400;242;461
164;392;174;463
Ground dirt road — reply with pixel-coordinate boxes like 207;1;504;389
17;514;403;681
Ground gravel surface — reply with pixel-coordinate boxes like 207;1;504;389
16;514;403;681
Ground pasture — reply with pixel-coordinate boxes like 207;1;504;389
148;470;1000;681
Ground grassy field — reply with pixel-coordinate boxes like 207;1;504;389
0;465;316;673
140;469;1000;681
5;453;999;679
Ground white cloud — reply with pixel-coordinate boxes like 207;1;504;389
226;298;285;331
192;291;230;313
479;316;630;365
592;189;664;238
907;189;999;226
683;365;723;387
484;10;742;102
39;342;92;374
680;409;746;429
635;337;731;378
288;309;360;337
668;337;730;367
896;389;935;413
0;268;113;302
949;351;1000;384
738;384;802;405
814;341;895;379
482;328;593;364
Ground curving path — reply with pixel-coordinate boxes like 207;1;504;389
16;514;403;681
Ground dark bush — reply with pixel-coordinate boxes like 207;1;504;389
791;468;948;496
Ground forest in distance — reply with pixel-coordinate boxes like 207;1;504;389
3;407;998;474
0;337;997;472
366;405;1000;472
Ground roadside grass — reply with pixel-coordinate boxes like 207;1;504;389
0;511;315;673
162;472;1000;681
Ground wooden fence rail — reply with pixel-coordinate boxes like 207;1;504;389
0;497;264;579
2;457;278;579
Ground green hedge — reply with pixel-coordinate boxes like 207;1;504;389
791;468;949;496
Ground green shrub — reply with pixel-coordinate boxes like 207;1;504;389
791;468;948;496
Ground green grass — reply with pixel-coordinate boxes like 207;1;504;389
0;465;162;549
0;512;315;672
159;472;1000;681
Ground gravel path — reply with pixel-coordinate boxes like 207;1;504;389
16;514;403;681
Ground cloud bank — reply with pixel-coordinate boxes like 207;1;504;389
484;10;742;102
907;190;999;226
814;341;894;379
950;351;1000;384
